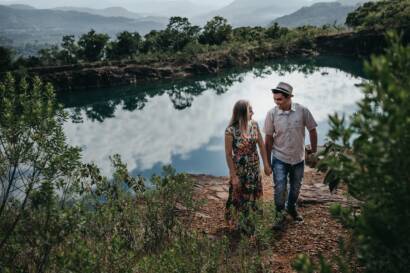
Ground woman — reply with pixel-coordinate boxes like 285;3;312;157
224;100;272;230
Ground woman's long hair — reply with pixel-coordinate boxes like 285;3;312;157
228;100;249;133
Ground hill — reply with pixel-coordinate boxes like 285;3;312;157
53;6;147;19
193;0;305;27
0;5;166;45
273;2;357;27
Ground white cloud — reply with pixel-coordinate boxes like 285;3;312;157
63;67;363;176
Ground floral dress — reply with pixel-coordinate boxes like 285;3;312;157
225;120;263;220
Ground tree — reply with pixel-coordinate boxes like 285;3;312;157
165;17;201;52
232;26;266;42
265;22;289;40
0;73;83;271
0;46;14;72
141;30;167;53
59;35;79;64
107;31;142;60
141;18;200;53
78;29;110;62
319;33;410;272
199;16;232;45
346;0;410;30
38;45;60;66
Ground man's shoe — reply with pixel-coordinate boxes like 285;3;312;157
287;207;303;222
272;211;286;231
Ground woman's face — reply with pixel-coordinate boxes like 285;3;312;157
247;104;254;120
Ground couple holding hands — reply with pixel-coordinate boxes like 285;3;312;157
224;82;318;230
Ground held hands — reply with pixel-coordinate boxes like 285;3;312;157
264;164;272;176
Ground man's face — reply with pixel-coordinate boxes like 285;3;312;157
273;93;290;110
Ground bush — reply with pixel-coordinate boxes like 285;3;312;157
0;46;14;71
0;73;83;272
199;16;233;46
346;0;410;30
317;32;410;272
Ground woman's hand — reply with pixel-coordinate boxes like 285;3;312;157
231;174;240;201
264;164;272;176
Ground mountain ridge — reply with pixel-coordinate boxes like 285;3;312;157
273;1;359;28
0;5;166;45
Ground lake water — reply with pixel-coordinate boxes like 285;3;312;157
59;56;366;177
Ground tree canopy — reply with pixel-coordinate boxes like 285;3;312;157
346;0;410;30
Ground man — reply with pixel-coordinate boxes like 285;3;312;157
264;82;317;229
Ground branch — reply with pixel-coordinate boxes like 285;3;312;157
0;176;34;250
0;160;18;218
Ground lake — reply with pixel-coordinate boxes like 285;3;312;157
59;56;366;177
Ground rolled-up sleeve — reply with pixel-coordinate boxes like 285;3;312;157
304;108;317;131
264;110;274;135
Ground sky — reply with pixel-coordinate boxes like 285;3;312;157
0;0;231;8
0;0;323;10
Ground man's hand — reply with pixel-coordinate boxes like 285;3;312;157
308;128;318;155
264;164;272;176
305;145;318;168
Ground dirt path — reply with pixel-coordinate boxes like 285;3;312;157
188;168;358;273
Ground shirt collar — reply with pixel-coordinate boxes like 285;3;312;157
278;103;296;114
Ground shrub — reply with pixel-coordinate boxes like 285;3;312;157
316;32;410;272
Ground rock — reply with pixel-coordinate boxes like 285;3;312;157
216;191;229;200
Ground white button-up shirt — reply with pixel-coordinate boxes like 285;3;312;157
263;103;317;165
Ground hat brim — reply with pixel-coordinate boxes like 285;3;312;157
271;88;294;97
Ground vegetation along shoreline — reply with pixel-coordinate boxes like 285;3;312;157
1;0;409;92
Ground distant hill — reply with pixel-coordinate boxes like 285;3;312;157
3;0;219;18
0;5;167;45
338;0;367;5
53;6;147;19
193;0;305;27
7;4;35;9
53;6;168;25
130;0;216;17
273;2;358;28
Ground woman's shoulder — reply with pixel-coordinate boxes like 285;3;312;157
250;119;259;128
225;125;236;136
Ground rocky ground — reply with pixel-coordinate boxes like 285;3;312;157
188;167;361;273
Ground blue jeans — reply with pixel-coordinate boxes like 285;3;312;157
271;156;304;212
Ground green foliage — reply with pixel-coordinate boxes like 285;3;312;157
0;73;83;272
0;46;14;72
233;27;266;43
6;15;362;69
38;45;61;66
0;69;286;272
59;35;79;64
107;31;142;60
141;30;168;53
346;0;410;30
165;16;201;52
329;203;357;228
293;240;353;273
265;22;289;40
199;16;233;46
233;201;276;251
78;29;110;62
293;254;347;273
318;33;410;272
137;230;228;273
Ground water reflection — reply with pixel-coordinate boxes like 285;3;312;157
60;56;365;177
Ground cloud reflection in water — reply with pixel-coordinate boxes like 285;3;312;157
63;65;364;176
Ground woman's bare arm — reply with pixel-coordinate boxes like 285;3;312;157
224;133;237;178
225;132;240;200
257;125;272;176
